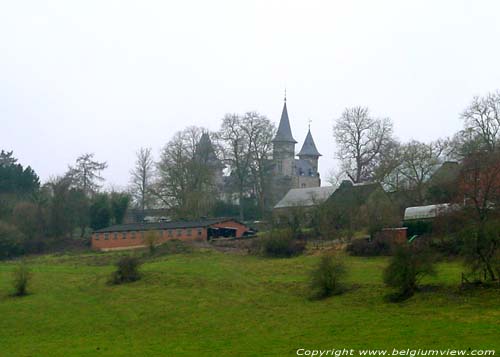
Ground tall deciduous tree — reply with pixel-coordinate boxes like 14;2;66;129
397;140;448;205
67;153;107;196
130;147;156;211
156;127;218;219
461;91;500;153
333;107;394;183
246;113;276;217
457;150;500;281
219;112;275;220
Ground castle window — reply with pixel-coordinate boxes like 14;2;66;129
301;183;306;188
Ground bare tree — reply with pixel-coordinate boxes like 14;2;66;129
461;91;500;153
333;107;394;183
398;140;447;205
219;114;253;220
246;113;276;217
218;112;275;220
130;147;156;212
155;127;218;219
67;153;107;196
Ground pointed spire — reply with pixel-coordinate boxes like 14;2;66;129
298;128;322;157
273;98;297;143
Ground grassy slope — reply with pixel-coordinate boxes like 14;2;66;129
0;250;498;357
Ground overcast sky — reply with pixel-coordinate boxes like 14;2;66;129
1;0;500;189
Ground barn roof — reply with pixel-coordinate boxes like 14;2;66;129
274;186;336;209
93;218;245;233
327;180;384;207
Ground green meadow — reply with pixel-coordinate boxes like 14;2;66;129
0;248;498;356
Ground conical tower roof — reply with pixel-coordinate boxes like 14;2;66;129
195;132;223;168
298;129;321;157
272;100;297;143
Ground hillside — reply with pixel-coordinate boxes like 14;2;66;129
0;248;498;356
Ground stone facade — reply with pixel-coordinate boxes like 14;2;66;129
271;99;321;205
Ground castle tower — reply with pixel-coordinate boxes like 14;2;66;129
195;132;224;188
272;98;297;177
297;128;321;174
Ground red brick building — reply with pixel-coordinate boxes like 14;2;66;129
91;218;251;251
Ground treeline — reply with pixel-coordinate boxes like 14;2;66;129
0;151;130;258
129;113;276;221
277;91;500;283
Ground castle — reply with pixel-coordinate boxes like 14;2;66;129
270;98;322;204
194;97;322;209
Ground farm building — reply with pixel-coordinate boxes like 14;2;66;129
403;203;455;221
273;186;336;221
403;203;460;235
325;180;393;211
323;180;400;233
91;218;251;251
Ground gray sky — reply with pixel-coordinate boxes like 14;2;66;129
1;0;500;189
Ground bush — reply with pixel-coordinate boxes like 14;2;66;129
259;229;306;258
459;221;499;282
109;256;142;284
383;245;436;301
144;231;160;255
309;255;347;299
12;261;32;296
346;238;392;256
0;221;25;259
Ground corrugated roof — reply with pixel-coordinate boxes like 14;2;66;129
272;101;297;143
404;203;456;221
93;218;244;233
274;186;336;209
298;129;321;157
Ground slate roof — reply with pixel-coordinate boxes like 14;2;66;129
298;129;321;157
272;101;297;143
195;132;223;168
93;218;245;233
327;181;385;207
427;161;460;186
274;186;336;209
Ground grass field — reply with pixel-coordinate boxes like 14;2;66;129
0;246;498;356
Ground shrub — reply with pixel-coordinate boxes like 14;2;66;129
259;229;306;258
109;256;142;284
309;255;347;299
144;231;160;255
146;239;193;257
346;238;392;256
12;261;32;297
0;221;25;259
383;245;436;301
459;221;499;282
